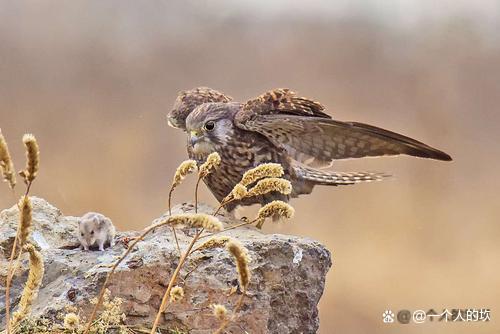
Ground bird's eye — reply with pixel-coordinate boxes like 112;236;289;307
90;231;94;235
204;121;215;131
81;233;84;237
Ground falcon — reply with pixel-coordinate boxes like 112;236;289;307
168;87;451;211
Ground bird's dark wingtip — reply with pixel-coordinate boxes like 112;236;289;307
432;151;453;161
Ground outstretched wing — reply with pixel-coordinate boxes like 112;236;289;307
236;88;331;125
236;88;335;167
237;114;452;166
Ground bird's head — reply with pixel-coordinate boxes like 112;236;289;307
185;102;240;155
167;87;232;131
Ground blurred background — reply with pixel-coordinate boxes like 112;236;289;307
1;1;499;332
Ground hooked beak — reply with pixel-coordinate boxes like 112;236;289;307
190;131;202;146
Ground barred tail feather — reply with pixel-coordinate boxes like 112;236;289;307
295;166;388;186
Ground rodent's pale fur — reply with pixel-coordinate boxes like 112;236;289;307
78;212;116;251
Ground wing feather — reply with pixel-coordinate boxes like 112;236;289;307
236;88;331;125
239;114;452;163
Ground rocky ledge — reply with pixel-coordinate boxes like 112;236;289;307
0;197;332;333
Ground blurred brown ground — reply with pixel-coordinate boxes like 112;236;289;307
1;1;499;333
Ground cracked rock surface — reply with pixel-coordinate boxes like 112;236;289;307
0;197;332;333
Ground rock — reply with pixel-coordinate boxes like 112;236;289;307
0;197;332;333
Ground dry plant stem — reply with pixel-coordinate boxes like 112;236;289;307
189;220;255;258
213;203;224;216
4;228;20;334
199;219;257;242
8;187;33;284
181;259;203;283
150;229;204;334
4;182;32;334
171;226;181;256
168;188;174;216
168;187;182;255
214;292;246;334
10;245;44;328
213;197;235;216
83;220;174;334
0;129;17;190
194;176;202;213
24;182;32;197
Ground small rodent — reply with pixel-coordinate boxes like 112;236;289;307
78;212;116;251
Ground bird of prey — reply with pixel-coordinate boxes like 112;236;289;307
168;87;451;211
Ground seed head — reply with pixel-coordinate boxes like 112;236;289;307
0;129;16;189
256;200;295;228
170;286;184;302
231;184;248;200
18;195;33;248
239;163;284;187
257;200;294;220
199;152;221;178
10;244;44;328
196;236;231;251
246;178;292;197
167;213;223;232
226;240;251;291
64;312;80;330
189;213;223;231
211;304;228;321
172;160;197;188
19;133;39;185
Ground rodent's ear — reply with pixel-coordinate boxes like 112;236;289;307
99;217;112;227
78;219;82;226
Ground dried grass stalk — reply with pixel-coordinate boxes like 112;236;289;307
169;159;197;213
169;213;223;232
149;228;204;334
256;200;295;228
196;152;221;213
168;161;197;254
10;244;44;328
226;240;251;291
198;152;221;178
246;178;292;197
17;195;33;249
172;160;197;189
83;215;187;334
230;184;247;200
19;134;39;185
239;163;283;187
188;213;223;232
215;167;289;216
195;236;231;252
214;241;251;334
214;183;247;216
0;129;16;189
5;195;34;329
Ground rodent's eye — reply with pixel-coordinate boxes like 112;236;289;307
90;231;94;235
81;233;84;237
204;121;215;131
